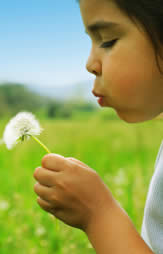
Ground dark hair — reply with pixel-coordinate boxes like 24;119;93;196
77;0;163;74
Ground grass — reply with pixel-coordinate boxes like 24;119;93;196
0;112;162;254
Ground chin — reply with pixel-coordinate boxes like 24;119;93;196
116;110;156;124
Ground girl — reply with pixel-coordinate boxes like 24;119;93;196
33;0;163;253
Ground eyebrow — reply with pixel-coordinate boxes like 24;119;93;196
85;21;121;34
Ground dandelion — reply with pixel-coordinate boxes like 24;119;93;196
3;112;50;153
2;112;60;234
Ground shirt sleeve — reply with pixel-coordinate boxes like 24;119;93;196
141;140;163;254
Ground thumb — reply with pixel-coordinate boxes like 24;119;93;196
41;153;65;171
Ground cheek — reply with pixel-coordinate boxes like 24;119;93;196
103;54;149;100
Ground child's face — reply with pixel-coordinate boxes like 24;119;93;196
80;0;163;123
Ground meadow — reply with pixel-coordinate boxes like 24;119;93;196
0;109;162;254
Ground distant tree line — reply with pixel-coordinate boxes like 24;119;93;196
0;82;97;119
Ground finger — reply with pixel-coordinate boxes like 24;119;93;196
34;182;55;203
41;153;66;172
37;197;53;213
37;197;61;219
66;157;91;169
33;167;58;187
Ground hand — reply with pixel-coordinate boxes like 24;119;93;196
33;153;114;232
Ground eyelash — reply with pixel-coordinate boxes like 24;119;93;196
100;39;118;48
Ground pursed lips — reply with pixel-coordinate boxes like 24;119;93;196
92;90;104;98
92;89;114;108
92;90;106;106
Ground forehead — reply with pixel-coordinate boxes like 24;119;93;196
80;0;133;31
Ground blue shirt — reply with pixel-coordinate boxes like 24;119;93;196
141;140;163;254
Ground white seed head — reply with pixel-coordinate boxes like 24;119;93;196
3;112;43;149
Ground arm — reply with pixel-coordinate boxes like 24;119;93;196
85;199;154;254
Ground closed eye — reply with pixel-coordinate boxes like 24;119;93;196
100;39;118;48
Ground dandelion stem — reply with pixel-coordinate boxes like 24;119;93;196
31;135;60;237
31;135;51;154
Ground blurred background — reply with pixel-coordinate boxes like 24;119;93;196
0;1;163;254
0;0;100;120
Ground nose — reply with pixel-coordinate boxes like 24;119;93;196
86;49;102;76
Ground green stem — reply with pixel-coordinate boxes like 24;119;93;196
31;135;51;154
31;135;60;236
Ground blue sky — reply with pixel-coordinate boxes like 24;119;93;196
0;0;94;87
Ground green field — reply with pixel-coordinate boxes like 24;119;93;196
0;111;162;254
